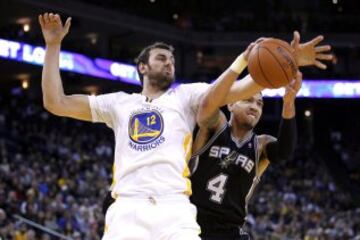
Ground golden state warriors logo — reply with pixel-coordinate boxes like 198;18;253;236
128;109;165;151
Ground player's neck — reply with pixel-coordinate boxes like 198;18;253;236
141;83;167;100
230;121;252;141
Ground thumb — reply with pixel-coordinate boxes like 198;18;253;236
291;30;300;48
64;17;72;34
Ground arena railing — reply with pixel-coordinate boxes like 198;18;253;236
13;214;73;240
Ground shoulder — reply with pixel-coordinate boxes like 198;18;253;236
257;134;277;145
88;91;133;111
256;134;277;157
92;91;130;100
174;82;210;94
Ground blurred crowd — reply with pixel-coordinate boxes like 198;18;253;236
0;95;113;239
0;95;359;239
76;0;359;33
246;142;360;239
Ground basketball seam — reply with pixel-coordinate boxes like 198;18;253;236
257;47;276;88
269;41;299;73
267;41;294;57
268;41;297;76
260;46;291;84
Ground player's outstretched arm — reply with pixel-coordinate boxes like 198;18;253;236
197;40;262;127
261;71;302;165
291;31;333;69
39;13;92;121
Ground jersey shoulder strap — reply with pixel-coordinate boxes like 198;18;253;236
192;122;228;158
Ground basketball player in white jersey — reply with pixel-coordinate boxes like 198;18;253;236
39;12;332;239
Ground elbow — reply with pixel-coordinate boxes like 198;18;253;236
196;118;208;129
43;98;63;116
196;100;210;127
196;114;207;129
43;99;51;112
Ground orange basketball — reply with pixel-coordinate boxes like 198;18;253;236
248;38;298;89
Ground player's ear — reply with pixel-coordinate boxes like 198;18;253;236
138;62;147;75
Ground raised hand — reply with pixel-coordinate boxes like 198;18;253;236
283;71;302;104
38;13;71;46
291;31;333;69
243;38;265;61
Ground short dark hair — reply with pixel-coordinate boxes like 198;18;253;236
135;42;174;85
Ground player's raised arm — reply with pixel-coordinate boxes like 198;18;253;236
261;71;302;167
39;13;91;121
197;40;263;128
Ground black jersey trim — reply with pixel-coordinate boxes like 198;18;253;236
192;123;228;158
230;130;254;149
254;135;260;177
243;135;262;218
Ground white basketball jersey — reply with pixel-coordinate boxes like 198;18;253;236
89;83;209;198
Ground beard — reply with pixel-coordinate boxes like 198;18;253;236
240;122;254;131
234;114;257;131
147;66;174;91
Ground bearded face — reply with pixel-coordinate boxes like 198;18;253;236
229;93;264;130
140;48;175;90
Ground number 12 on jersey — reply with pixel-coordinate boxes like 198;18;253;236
206;173;228;204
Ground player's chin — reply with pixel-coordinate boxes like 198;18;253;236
159;77;174;90
245;118;258;129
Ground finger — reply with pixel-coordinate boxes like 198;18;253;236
316;53;333;61
43;12;50;24
54;14;62;25
248;42;255;48
247;42;256;51
309;35;324;46
284;87;295;95
314;60;327;70
294;75;303;90
255;37;266;44
289;78;296;86
64;17;72;33
291;30;300;47
296;71;303;80
49;13;55;22
38;15;44;27
315;45;331;53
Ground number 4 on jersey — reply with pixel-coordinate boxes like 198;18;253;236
207;173;228;204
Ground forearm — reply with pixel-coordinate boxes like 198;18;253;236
282;100;295;119
42;44;65;109
224;75;264;104
197;69;238;125
277;117;297;159
197;54;247;126
266;117;297;163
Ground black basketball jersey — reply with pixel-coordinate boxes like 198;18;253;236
190;123;261;237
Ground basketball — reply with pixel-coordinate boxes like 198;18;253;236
248;38;298;88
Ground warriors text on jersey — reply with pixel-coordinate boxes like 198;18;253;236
190;123;261;236
89;83;209;198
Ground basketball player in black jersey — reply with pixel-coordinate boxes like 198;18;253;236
190;68;302;239
189;69;302;240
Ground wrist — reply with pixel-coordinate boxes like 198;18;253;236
283;99;295;106
229;54;247;74
282;102;295;119
46;42;62;48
